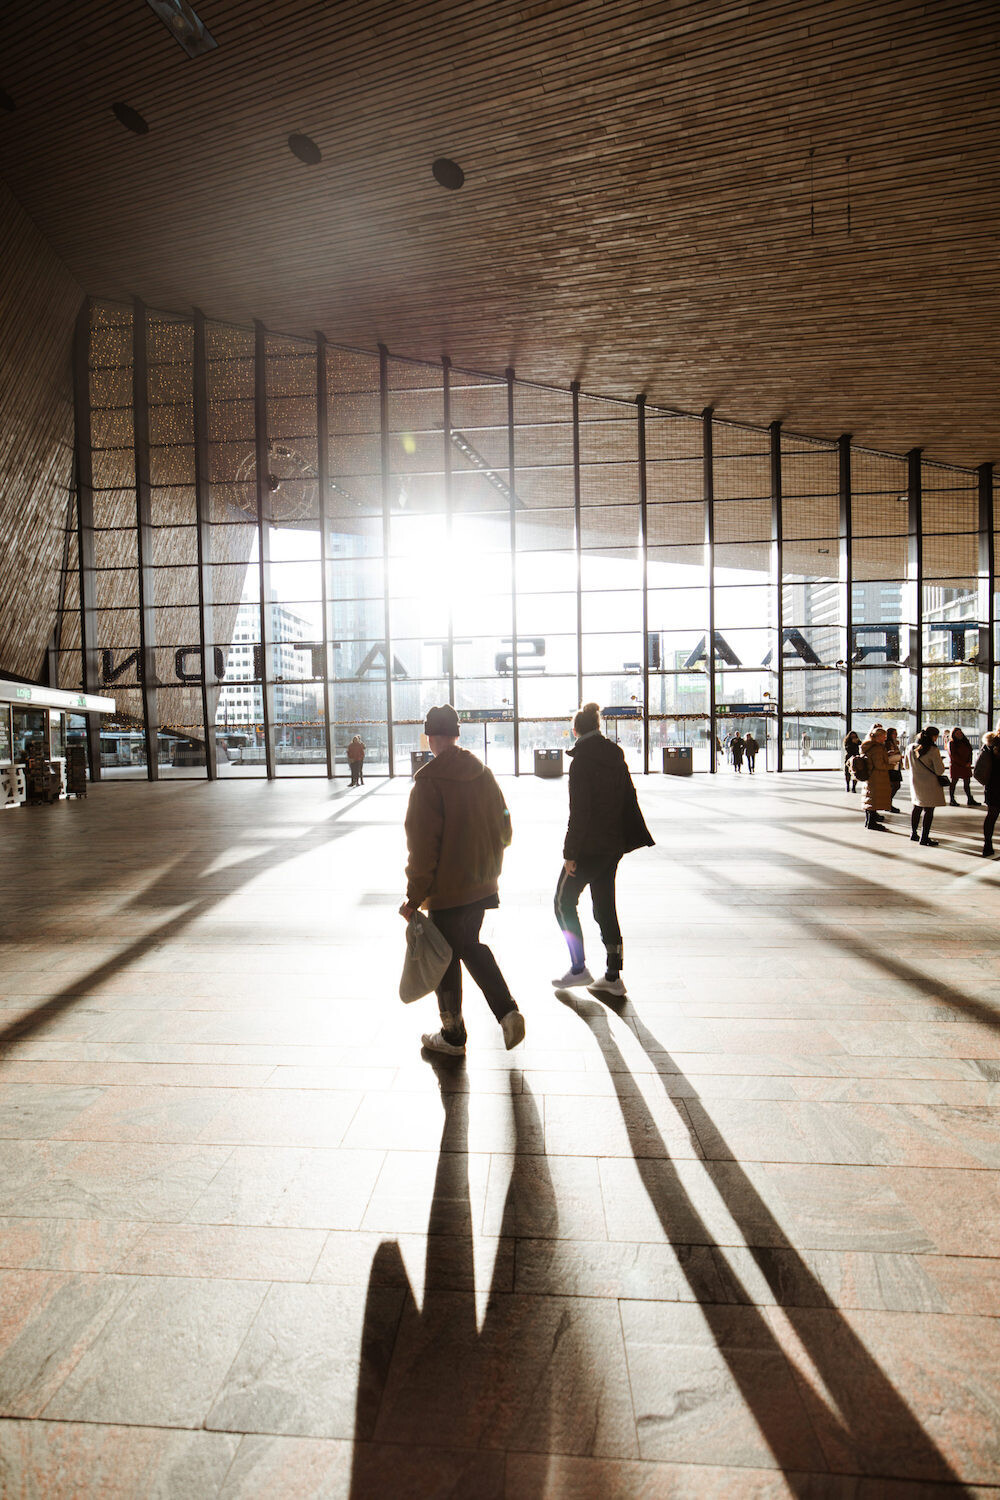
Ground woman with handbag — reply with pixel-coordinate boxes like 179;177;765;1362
906;726;948;846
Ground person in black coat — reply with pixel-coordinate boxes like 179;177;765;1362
976;731;1000;857
552;703;654;998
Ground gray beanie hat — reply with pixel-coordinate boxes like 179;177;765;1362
424;704;460;737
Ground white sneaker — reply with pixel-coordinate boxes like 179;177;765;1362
551;966;595;989
589;975;627;997
501;1010;526;1050
421;1030;466;1056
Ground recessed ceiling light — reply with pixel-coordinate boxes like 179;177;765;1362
289;133;321;165
112;102;150;135
432;157;465;191
145;0;217;57
0;86;15;113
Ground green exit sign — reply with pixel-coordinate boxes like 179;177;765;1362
15;687;31;701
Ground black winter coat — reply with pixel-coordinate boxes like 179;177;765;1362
976;735;1000;808
563;733;655;861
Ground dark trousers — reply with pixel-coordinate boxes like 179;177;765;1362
745;753;756;774
349;763;363;785
984;806;999;849
554;853;623;977
428;902;516;1044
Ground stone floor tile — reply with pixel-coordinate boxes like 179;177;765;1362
217;1434;504;1499
0;1419;240;1499
375;1290;638;1458
0;1140;234;1222
0;1270;135;1417
205;1282;404;1439
119;1223;327;1281
43;1276;267;1427
0;1217;147;1273
185;1145;385;1230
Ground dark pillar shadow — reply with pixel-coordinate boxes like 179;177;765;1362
349;1065;568;1498
561;992;973;1493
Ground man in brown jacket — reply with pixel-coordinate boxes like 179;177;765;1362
399;704;525;1056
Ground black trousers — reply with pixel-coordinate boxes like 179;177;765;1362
428;901;516;1044
349;762;363;785
554;852;623;977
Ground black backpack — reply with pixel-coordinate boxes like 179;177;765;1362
849;753;871;782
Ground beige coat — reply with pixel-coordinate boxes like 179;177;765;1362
861;737;892;811
908;743;946;808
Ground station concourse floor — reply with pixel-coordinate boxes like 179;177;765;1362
1;768;999;1499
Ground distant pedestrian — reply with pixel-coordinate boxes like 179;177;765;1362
730;733;745;773
885;728;903;811
843;730;862;792
860;726;891;832
553;702;654;999
744;732;759;774
975;728;1000;857
347;735;366;786
907;725;947;847
400;704;525;1056
946;727;978;807
801;731;813;766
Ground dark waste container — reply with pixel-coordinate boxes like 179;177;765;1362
534;748;564;778
410;750;434;776
662;746;693;776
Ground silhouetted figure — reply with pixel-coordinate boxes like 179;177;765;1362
730;733;745;773
743;732;758;773
553;702;653;999
400;704;524;1055
885;726;903;811
347;735;366;786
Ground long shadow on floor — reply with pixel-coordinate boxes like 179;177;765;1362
348;1063;600;1497
561;993;973;1493
0;783;381;1054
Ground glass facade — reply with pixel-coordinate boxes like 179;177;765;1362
56;300;996;777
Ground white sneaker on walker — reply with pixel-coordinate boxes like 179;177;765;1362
501;1010;526;1050
551;966;594;989
421;1030;466;1056
589;975;627;997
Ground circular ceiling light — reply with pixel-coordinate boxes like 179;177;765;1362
289;133;321;165
112;102;149;136
0;86;15;113
432;157;464;191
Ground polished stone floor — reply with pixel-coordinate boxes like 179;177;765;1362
1;768;999;1498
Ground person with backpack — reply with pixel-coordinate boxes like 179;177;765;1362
974;730;1000;857
946;727;978;807
552;702;654;998
906;725;947;846
843;730;862;792
860;725;891;831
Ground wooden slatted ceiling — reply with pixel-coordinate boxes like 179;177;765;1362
0;1;998;466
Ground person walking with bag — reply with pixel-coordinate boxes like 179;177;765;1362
553;702;654;998
947;727;978;807
400;704;525;1055
744;732;759;774
907;725;947;846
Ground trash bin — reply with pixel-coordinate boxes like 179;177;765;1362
534;748;564;778
662;746;693;776
410;750;434;776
